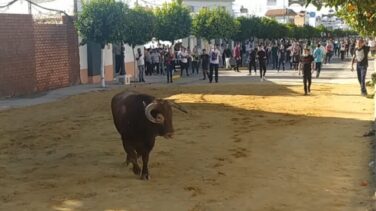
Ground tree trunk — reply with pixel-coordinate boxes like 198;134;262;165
101;48;106;88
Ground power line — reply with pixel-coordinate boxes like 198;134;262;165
0;0;73;21
0;0;17;8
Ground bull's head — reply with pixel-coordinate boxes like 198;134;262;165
144;100;173;139
144;100;187;139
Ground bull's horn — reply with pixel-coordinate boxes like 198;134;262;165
145;102;164;124
168;101;188;113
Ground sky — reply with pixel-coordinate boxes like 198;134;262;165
0;0;333;17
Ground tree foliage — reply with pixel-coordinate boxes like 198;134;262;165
75;0;127;48
193;7;239;41
124;6;155;48
306;0;376;35
154;0;192;42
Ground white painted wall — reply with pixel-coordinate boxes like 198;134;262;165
103;44;113;66
79;40;88;70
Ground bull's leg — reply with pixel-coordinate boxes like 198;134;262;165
141;151;150;180
122;139;141;175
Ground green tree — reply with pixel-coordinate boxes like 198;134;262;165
154;0;192;43
259;18;288;39
123;6;155;80
233;16;262;41
302;24;320;38
306;0;376;35
192;7;239;42
76;0;127;87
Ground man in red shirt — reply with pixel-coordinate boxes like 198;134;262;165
233;43;241;72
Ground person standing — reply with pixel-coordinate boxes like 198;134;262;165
299;48;315;95
200;49;210;80
257;45;267;81
271;43;279;69
151;49;161;75
191;47;200;75
369;38;376;57
224;46;232;70
292;46;300;72
144;49;152;76
248;48;257;75
340;41;346;61
277;44;286;72
135;48;145;83
209;45;221;83
313;44;324;78
350;40;356;57
233;43;241;72
178;47;189;77
351;38;370;96
325;40;334;64
165;48;175;83
114;43;125;79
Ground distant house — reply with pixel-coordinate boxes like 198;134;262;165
182;0;235;15
265;8;297;24
294;11;310;26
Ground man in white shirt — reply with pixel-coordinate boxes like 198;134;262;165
209;44;221;83
136;48;145;82
178;47;189;77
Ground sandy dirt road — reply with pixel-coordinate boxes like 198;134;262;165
0;81;374;211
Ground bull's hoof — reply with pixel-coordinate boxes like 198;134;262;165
141;174;150;180
132;165;141;175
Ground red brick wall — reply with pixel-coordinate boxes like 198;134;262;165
64;17;81;86
0;14;80;97
34;24;70;91
0;14;37;97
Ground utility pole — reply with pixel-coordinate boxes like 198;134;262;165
28;2;32;14
74;0;78;16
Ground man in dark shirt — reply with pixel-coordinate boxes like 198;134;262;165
351;38;370;96
277;45;286;72
200;49;210;80
248;48;257;75
257;46;267;81
299;48;315;95
224;47;232;70
271;43;279;69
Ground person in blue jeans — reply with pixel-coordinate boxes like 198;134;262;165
351;38;370;96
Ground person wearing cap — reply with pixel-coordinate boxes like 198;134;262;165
351;38;370;96
299;48;315;95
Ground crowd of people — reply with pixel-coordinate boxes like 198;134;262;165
132;36;375;96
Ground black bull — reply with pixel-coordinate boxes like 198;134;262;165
111;91;187;180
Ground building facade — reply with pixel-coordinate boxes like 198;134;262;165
182;0;234;15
